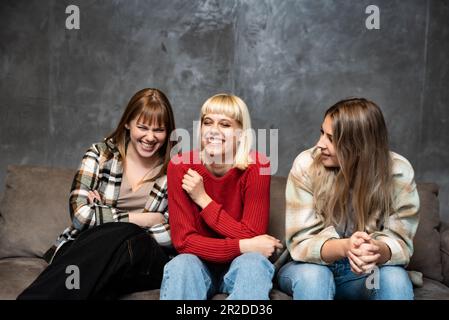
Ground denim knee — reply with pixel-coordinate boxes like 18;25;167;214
231;252;275;275
222;253;274;300
277;261;335;300
160;254;212;300
376;266;414;300
163;253;202;274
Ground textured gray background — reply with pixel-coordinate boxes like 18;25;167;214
1;0;448;220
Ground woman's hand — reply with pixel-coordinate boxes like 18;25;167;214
239;234;283;258
348;244;381;275
129;212;166;228
347;232;380;274
182;169;212;209
347;231;371;250
87;190;102;204
87;190;165;228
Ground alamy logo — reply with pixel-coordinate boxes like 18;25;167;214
65;265;80;290
169;124;279;175
365;5;380;30
365;266;380;290
65;5;80;30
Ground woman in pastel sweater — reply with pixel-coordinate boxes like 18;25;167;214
18;88;176;299
160;93;282;300
278;98;420;300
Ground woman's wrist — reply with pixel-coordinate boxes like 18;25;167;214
239;239;249;253
321;238;349;263
129;212;165;228
372;239;392;264
197;194;212;209
341;238;350;257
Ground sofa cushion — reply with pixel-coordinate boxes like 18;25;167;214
267;176;287;266
413;277;449;300
440;222;449;287
0;257;48;299
120;288;292;300
120;289;161;300
0;165;75;259
407;183;443;282
268;176;287;242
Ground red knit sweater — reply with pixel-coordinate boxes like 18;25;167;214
167;150;271;264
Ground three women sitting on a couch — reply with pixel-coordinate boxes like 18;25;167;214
18;91;419;300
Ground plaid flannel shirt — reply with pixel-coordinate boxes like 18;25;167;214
286;147;420;266
47;139;171;262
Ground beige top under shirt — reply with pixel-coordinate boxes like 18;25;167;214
116;164;162;212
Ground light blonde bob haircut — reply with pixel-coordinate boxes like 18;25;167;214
199;93;253;170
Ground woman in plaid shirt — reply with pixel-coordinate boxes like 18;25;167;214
18;88;177;299
278;98;420;300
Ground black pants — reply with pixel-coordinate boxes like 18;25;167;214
17;222;169;300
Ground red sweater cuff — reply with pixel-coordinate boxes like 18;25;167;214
200;200;221;217
200;201;242;259
228;238;242;257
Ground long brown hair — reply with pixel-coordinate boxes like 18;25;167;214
311;98;393;232
105;88;176;181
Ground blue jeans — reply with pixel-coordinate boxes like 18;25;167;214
277;258;413;300
160;252;275;300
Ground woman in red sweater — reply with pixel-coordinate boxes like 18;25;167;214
160;93;282;300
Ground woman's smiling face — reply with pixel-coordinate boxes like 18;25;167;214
126;117;167;161
316;115;339;168
201;113;241;163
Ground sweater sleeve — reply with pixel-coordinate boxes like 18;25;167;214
285;150;340;265
370;156;420;266
69;144;128;232
144;179;172;248
199;162;270;239
167;160;241;263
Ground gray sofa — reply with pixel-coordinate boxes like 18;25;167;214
0;165;448;300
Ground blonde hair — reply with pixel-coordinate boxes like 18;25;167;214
199;93;253;170
311;98;393;232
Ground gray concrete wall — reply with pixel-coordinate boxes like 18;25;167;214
1;0;448;220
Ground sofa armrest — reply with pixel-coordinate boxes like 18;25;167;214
441;222;449;287
0;191;3;218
